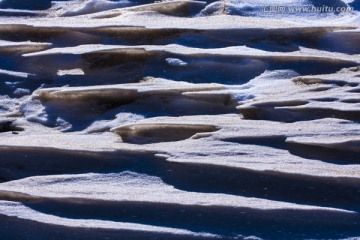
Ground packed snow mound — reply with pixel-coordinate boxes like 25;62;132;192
49;0;131;16
200;0;357;18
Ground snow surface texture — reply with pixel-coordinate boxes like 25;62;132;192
0;0;359;239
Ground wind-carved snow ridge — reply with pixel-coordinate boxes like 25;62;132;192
0;0;359;239
48;0;132;17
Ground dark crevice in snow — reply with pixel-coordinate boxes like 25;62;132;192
21;198;360;239
0;120;23;133
287;141;360;165
0;215;222;240
240;107;360;122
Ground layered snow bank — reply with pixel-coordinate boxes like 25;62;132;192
0;0;359;239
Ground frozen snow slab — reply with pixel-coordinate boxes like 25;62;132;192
2;114;358;180
84;0;207;18
0;40;51;52
23;44;360;64
0;171;353;213
237;67;360;122
33;77;223;101
0;12;359;30
0;201;219;239
48;0;132;17
0;69;34;78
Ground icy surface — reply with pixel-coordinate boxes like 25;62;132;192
0;0;359;239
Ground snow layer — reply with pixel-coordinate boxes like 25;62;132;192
0;0;359;239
